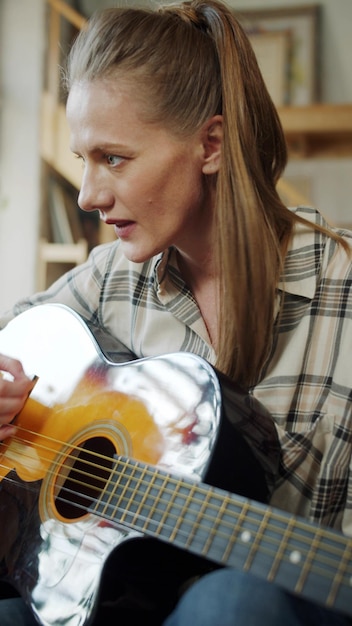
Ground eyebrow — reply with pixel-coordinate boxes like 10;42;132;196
71;142;133;156
96;142;130;152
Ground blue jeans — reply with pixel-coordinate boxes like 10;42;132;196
1;570;351;625
163;569;352;626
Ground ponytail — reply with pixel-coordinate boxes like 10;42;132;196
67;1;314;387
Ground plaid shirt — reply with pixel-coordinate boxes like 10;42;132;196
2;207;352;535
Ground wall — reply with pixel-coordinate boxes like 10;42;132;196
0;0;45;311
230;0;352;104
0;0;351;311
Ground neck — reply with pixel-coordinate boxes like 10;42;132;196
177;249;217;288
177;249;219;348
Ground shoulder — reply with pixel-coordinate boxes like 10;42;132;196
280;206;352;298
289;205;352;245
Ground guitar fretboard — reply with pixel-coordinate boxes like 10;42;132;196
92;455;352;617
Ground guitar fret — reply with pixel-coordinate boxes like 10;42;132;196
267;517;297;582
184;488;228;555
154;475;192;537
199;492;233;556
221;500;267;569
114;458;142;524
295;528;324;594
119;462;169;529
256;514;352;609
97;459;199;541
221;499;252;563
190;495;263;568
93;457;145;524
93;459;122;519
132;471;195;539
327;541;352;607
243;508;272;572
167;480;198;543
126;463;152;528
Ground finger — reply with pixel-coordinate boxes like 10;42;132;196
0;376;34;400
0;393;29;417
0;424;17;442
0;354;28;381
0;377;35;427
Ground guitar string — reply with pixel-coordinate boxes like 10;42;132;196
1;425;351;587
2;423;350;557
2;458;350;595
2;424;351;559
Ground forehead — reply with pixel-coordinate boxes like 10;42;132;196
67;78;152;145
67;77;143;119
66;78;187;155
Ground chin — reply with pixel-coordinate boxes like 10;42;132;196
120;243;159;265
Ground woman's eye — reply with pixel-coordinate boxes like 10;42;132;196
106;155;123;166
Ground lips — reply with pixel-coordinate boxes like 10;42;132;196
106;219;136;239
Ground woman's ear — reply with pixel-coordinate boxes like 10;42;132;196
201;115;223;175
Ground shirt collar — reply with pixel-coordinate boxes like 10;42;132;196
277;218;322;300
154;211;323;302
154;249;171;290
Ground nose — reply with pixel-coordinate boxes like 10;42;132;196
78;166;114;214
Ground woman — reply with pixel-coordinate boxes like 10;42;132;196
0;1;351;624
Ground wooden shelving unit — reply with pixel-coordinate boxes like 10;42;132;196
38;0;115;289
278;104;352;158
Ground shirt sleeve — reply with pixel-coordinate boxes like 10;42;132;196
0;241;118;330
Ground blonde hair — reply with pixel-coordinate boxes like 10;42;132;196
66;1;340;387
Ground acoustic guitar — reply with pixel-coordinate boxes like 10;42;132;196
0;304;350;625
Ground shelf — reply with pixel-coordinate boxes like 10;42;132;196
40;92;114;245
41;92;83;189
38;239;88;263
37;238;88;290
277;104;352;158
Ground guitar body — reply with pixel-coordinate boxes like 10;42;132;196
0;304;280;626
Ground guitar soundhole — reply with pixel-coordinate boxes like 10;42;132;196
55;436;115;520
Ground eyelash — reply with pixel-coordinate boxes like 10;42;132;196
73;154;124;167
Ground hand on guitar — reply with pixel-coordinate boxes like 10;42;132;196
0;354;34;441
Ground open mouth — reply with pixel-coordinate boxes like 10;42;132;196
109;220;136;239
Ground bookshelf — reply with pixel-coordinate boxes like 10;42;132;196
38;1;114;289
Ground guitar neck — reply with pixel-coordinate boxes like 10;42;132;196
92;455;352;617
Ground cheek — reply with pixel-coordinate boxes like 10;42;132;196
130;172;173;213
123;150;204;215
155;158;203;205
117;173;153;209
